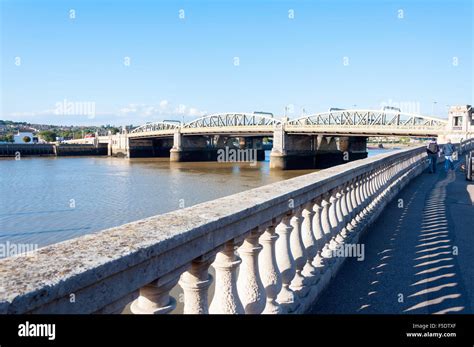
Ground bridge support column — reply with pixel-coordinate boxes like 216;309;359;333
269;125;289;169
170;129;183;162
270;131;368;170
108;132;130;158
345;136;368;162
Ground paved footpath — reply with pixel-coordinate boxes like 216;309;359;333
309;164;474;314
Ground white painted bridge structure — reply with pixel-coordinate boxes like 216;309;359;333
66;105;472;169
126;109;451;138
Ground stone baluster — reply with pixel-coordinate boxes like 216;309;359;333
380;165;390;201
375;167;383;201
349;179;359;230
258;222;282;314
289;208;309;298
367;170;376;209
367;171;375;196
375;167;382;192
345;180;355;221
365;171;375;212
179;254;215;314
345;181;358;239
237;228;266;314
360;174;370;215
375;166;383;199
377;165;384;190
320;193;335;266
319;193;332;243
372;168;383;207
337;183;351;241
369;170;379;208
275;214;299;313
131;269;182;314
387;165;396;198
209;239;245;314
301;202;318;284
311;197;327;274
334;188;346;241
354;176;367;224
371;170;377;196
328;190;341;252
355;177;363;211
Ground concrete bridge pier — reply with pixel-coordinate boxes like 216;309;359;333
170;130;213;162
339;136;369;162
171;130;266;162
108;132;130;158
128;138;173;158
269;125;290;169
270;126;368;170
239;137;266;161
170;130;207;162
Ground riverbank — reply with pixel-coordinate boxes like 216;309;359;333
367;142;419;150
0;143;108;157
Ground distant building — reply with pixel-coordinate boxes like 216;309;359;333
13;132;36;144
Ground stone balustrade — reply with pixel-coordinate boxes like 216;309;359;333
1;140;473;314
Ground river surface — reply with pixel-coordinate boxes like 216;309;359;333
0;149;393;253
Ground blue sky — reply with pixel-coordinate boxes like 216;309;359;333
1;0;472;126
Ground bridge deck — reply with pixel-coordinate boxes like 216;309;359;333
310;164;474;314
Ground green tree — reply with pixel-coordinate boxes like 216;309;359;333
39;130;57;143
0;134;14;142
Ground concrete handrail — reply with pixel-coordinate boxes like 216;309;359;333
1;140;472;314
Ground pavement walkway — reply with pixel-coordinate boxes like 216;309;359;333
309;163;474;314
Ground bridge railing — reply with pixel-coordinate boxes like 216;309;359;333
1;140;473;314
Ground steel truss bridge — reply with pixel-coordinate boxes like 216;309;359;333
127;110;449;138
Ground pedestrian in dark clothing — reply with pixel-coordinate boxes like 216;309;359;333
442;140;456;172
426;138;439;173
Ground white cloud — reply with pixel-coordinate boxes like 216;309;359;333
9;109;56;117
118;101;206;119
188;107;202;116
159;99;169;109
175;104;187;115
6;100;207;126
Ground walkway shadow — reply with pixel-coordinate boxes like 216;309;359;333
403;169;472;314
310;171;430;313
310;164;473;314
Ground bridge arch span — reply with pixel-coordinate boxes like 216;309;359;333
182;112;281;129
130;121;181;134
287;109;448;128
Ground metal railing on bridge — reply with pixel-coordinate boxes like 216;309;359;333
286;109;448;128
127;109;449;137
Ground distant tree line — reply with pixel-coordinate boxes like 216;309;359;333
0;120;122;143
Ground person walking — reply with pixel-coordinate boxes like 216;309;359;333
426;138;439;173
442;139;456;172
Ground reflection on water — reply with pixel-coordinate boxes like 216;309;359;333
0;149;391;250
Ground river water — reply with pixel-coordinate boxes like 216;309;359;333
0;150;392;253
